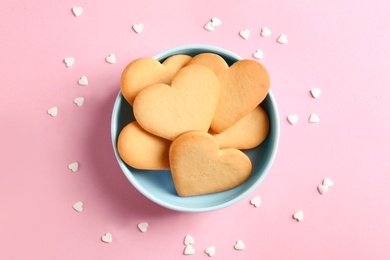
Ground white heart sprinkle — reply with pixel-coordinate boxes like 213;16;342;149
68;162;79;172
205;246;216;257
138;222;148;233
64;57;75;68
204;21;215;32
72;7;83;17
323;178;334;187
211;17;222;27
234;240;245;250
293;210;304;221
102;233;112;243
277;34;288;44
318;184;329;195
253;49;263;60
288;114;298;125
47;107;58;117
239;29;250;39
184;245;195;255
250;196;261;207
133;23;144;34
310;88;322;98
78;76;88;86
73;97;84;107
309;113;319;123
106;54;116;64
184;234;194;245
261;27;271;37
72;201;83;212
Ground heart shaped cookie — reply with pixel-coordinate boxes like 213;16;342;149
133;65;220;140
169;131;252;196
210;106;269;150
120;54;192;105
188;53;270;133
117;122;171;169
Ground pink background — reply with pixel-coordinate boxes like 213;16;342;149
1;0;390;259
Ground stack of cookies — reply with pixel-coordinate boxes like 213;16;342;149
117;53;270;196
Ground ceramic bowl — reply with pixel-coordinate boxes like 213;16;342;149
111;44;279;212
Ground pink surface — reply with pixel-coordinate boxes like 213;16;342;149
1;0;390;259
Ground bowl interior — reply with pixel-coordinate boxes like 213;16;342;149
111;45;279;212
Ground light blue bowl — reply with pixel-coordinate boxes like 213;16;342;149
111;44;280;212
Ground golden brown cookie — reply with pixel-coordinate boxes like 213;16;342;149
210;106;269;150
117;121;171;170
188;53;270;133
120;54;192;105
169;131;252;196
133;65;220;140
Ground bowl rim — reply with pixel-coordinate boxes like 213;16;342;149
111;44;280;212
